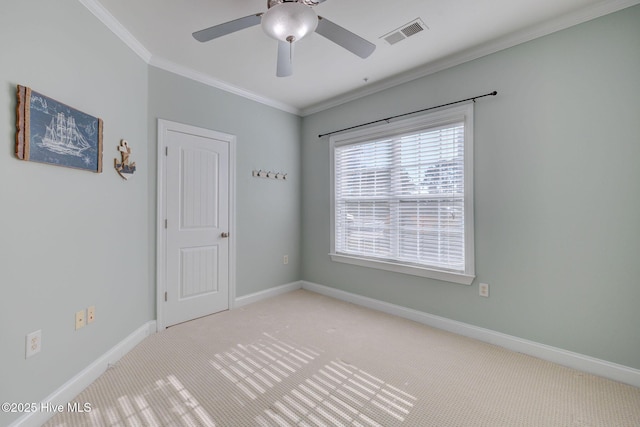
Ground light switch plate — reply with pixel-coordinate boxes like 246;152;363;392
75;310;86;330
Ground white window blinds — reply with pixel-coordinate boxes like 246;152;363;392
334;116;469;276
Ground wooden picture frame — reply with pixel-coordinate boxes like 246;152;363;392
16;85;103;173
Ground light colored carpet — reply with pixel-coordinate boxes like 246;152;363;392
46;289;640;427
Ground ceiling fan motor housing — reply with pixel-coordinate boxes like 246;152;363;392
262;1;318;43
268;0;322;7
192;0;373;77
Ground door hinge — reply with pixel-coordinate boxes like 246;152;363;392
164;291;167;302
165;146;168;156
165;219;168;229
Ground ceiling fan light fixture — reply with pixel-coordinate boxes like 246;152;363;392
261;2;318;43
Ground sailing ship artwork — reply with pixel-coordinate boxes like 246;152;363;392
16;85;103;172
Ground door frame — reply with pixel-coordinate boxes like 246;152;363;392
156;119;236;331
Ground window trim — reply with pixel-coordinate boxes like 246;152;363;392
329;103;475;285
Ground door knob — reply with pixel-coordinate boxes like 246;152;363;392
221;232;229;238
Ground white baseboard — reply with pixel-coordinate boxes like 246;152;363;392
301;281;640;389
234;281;303;308
10;321;156;427
12;280;636;427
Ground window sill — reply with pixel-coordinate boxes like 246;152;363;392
329;253;474;285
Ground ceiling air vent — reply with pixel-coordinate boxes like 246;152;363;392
381;18;428;45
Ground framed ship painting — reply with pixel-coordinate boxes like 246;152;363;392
16;85;103;173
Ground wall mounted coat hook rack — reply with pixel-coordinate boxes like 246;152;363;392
252;170;288;180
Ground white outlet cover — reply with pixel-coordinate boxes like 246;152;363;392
479;283;490;297
26;330;42;358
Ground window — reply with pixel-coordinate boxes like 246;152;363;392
330;103;475;285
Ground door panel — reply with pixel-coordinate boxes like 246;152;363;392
180;148;219;229
164;127;230;327
180;246;219;298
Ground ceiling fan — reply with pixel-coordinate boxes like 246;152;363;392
193;0;376;77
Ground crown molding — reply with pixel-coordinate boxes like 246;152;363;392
79;0;300;115
148;57;301;115
300;0;640;116
80;0;639;117
78;0;152;62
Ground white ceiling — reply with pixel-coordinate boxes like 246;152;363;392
86;0;637;115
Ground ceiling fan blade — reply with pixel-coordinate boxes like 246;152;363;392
193;14;262;42
277;41;293;77
315;16;376;58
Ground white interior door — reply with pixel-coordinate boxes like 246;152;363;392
158;120;235;328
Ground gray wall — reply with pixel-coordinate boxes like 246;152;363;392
1;2;638;425
301;6;640;370
0;1;150;425
147;67;302;297
1;4;302;424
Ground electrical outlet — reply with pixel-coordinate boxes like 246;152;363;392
479;283;490;298
283;255;289;265
75;310;86;330
87;306;95;324
25;330;42;358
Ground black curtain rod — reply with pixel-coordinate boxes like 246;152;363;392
318;91;498;138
